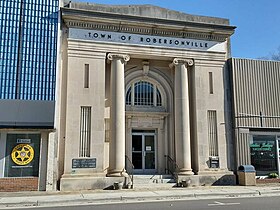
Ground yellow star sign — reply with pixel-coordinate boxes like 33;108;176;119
11;144;34;165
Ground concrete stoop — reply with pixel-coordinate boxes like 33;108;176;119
132;175;176;189
177;173;236;187
59;173;236;191
133;175;175;184
132;174;236;189
60;176;127;191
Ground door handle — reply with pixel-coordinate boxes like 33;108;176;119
143;151;146;157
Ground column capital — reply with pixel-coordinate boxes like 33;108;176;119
107;53;130;62
173;58;194;67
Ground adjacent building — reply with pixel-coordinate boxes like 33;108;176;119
0;0;58;191
227;58;280;176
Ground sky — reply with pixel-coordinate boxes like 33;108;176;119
77;0;280;59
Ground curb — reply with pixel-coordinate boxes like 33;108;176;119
1;190;277;209
0;192;266;208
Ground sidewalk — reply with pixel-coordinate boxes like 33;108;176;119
1;184;280;209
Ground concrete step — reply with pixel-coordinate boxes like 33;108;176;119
132;174;176;185
132;182;177;189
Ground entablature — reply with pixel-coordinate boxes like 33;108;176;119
61;7;235;42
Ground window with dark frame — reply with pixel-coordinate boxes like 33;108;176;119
79;106;91;157
209;72;213;94
84;64;89;88
126;80;162;107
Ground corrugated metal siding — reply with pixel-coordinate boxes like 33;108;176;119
230;58;280;168
231;58;280;128
235;130;251;166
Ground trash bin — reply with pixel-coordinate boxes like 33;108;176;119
237;165;256;186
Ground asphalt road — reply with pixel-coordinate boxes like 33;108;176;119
6;196;280;210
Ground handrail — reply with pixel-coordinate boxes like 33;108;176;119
125;155;134;189
236;112;280;127
164;155;179;184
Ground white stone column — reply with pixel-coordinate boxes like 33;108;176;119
173;58;194;175
107;53;130;177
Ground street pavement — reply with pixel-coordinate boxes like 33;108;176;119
1;184;280;209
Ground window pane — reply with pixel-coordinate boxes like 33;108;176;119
126;81;163;107
80;106;91;157
208;110;218;157
134;81;154;106
156;88;162;106
126;86;131;105
250;135;277;176
4;134;41;177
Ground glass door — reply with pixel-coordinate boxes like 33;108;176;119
132;132;156;174
132;134;143;171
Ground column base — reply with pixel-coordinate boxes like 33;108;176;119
107;169;128;177
177;168;194;176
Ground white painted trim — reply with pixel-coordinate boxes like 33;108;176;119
38;132;48;191
0;132;7;177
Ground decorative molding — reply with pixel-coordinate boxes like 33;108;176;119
171;58;194;68
173;58;194;66
142;61;150;76
126;116;132;129
159;117;165;130
126;111;169;118
64;20;228;42
107;53;130;63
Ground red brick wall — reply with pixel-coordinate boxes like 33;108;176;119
0;177;38;192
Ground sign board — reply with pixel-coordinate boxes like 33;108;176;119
17;139;31;143
250;143;273;151
146;146;152;151
72;158;96;168
209;156;219;168
69;28;225;52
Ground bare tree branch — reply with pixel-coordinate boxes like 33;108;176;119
271;46;280;61
258;46;280;61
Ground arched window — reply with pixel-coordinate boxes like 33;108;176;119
126;86;132;105
126;81;162;106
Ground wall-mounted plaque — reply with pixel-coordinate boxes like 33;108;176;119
209;156;219;168
72;158;96;168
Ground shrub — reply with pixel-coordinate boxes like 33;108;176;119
268;173;278;178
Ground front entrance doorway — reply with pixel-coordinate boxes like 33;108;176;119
132;131;156;174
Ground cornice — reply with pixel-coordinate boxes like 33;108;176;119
61;8;235;42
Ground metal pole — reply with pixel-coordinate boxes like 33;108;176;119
260;111;263;127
